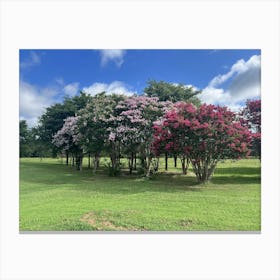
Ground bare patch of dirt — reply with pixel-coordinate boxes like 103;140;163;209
179;219;194;227
80;212;97;227
80;211;146;231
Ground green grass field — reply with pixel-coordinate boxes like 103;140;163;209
19;157;261;231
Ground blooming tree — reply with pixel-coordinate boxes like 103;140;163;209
77;93;125;172
153;102;252;183
52;116;83;170
111;96;172;175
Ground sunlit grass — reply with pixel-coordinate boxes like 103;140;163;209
19;157;261;231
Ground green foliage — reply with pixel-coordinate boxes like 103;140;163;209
37;91;93;156
77;92;125;156
106;163;122;177
20;120;31;157
144;80;201;105
20;120;51;157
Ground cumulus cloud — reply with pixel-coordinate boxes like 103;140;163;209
200;55;261;110
19;81;57;127
172;83;200;92
63;82;80;97
184;84;200;92
83;81;135;96
20;51;41;69
100;49;126;67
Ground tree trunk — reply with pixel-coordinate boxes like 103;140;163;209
174;155;177;168
80;155;83;171
110;142;119;175
75;155;79;170
140;155;147;170
145;156;153;177
165;153;168;171
75;153;83;171
88;153;91;168
181;156;187;175
153;157;159;172
128;152;133;174
192;160;217;184
134;153;137;170
93;153;100;173
66;152;69;166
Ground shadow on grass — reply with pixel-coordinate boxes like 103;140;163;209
20;161;202;194
212;166;261;185
20;161;260;195
215;167;261;176
211;175;261;185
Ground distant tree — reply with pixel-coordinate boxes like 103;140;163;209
38;91;92;157
144;80;201;106
20;120;31;157
20;120;51;158
29;126;52;158
240;99;261;160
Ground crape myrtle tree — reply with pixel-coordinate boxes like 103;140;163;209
144;80;201;169
77;93;125;173
110;96;172;176
152;102;252;183
52;116;84;170
153;114;190;175
240;99;261;160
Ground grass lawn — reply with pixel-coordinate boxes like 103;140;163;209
19;157;261;231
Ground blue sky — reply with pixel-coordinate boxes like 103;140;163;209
20;49;261;126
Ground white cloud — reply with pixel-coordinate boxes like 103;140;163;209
200;87;229;104
200;55;261;110
172;83;200;92
63;82;80;97
100;49;126;67
19;81;57;127
20;51;41;69
83;81;135;96
184;84;200;92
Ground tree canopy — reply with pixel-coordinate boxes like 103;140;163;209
144;80;201;106
37;91;93;156
153;102;252;183
19;81;259;183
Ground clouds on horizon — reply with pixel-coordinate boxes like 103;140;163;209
20;79;136;127
19;80;58;127
200;55;261;111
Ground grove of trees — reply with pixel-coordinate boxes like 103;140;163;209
20;80;261;183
